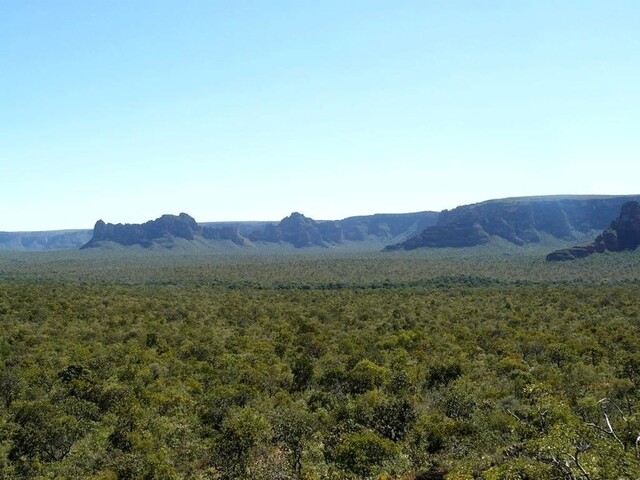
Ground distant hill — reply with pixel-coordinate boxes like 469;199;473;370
0;230;92;251
385;195;640;251
5;195;640;252
248;211;438;248
546;200;640;261
80;211;439;250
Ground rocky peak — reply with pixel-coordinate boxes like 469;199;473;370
81;213;203;249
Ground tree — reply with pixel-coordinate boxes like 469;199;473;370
0;368;20;408
271;400;317;478
291;356;314;392
9;402;84;463
329;430;397;478
214;406;269;479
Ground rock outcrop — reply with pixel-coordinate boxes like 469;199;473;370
81;213;248;249
386;196;640;251
595;200;640;251
546;201;640;261
249;212;328;247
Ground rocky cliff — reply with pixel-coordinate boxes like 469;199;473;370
385;195;640;251
546;200;640;261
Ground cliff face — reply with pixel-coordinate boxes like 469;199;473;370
603;200;640;251
546;201;640;261
385;196;640;251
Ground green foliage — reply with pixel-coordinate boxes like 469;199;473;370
9;401;85;463
329;430;397;478
270;397;318;478
214;406;269;479
1;249;640;477
0;368;20;408
291;355;314;392
347;360;388;395
425;361;462;389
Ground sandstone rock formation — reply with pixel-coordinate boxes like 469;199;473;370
546;201;640;261
81;213;248;249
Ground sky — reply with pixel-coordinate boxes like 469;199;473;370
2;1;639;231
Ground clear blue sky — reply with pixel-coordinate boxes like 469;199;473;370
2;1;639;231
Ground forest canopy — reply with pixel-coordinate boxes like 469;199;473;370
1;249;639;479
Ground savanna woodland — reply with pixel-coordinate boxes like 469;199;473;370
1;247;640;479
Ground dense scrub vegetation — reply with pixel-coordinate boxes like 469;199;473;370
1;249;640;478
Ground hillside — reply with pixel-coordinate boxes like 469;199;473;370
385;195;640;251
